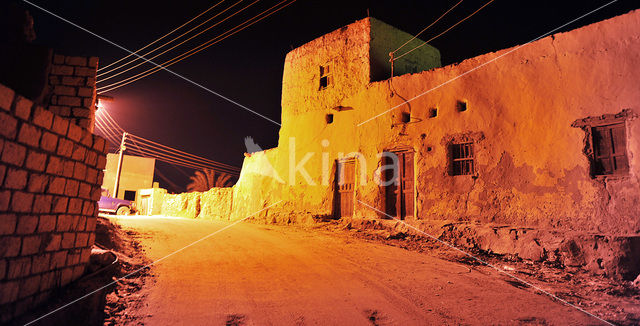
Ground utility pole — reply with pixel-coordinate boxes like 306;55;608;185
113;132;127;198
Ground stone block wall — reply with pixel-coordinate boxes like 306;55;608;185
47;54;98;131
0;83;107;323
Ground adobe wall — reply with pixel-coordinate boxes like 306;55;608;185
160;187;233;220
352;9;640;235
0;83;107;322
269;9;640;233
280;18;371;126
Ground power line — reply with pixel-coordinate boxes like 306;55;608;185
391;0;463;55
99;109;125;132
97;0;253;82
94;115;123;146
127;134;241;172
97;109;240;173
97;0;292;92
94;121;120;148
97;0;296;93
94;119;120;144
394;0;495;61
98;0;226;72
127;141;241;175
22;0;282;127
94;115;119;140
126;145;240;175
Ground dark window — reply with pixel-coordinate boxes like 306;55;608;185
456;101;467;112
401;112;411;123
325;114;334;124
450;142;474;175
124;190;136;201
591;123;628;176
319;64;332;90
428;108;438;118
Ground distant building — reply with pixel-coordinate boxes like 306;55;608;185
136;187;167;216
102;154;155;201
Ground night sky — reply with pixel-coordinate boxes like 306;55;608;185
23;0;638;191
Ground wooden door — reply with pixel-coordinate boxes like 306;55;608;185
384;151;414;219
335;159;355;218
399;151;414;218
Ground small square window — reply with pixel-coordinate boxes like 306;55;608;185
456;101;467;112
449;142;474;176
124;190;136;201
591;122;628;176
428;108;438;118
401;112;411;123
319;64;332;90
325;114;334;124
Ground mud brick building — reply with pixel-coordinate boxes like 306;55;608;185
0;6;106;320
164;11;640;280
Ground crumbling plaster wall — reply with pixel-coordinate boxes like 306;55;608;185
160;187;233;220
356;9;640;235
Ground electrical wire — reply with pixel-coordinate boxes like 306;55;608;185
94;116;117;139
128;134;240;171
96;113;123;137
94;123;119;148
97;0;295;93
98;119;239;176
394;0;495;61
100;109;240;172
391;0;463;55
99;109;126;133
97;0;252;82
96;113;126;146
94;118;124;153
94;117;122;146
96;109;241;174
98;0;291;92
98;0;227;72
125;141;241;175
125;135;237;174
126;145;239;175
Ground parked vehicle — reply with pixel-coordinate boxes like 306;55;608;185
98;188;135;215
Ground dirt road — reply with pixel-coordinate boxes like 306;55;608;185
113;216;602;325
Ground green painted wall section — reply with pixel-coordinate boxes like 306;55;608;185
369;18;441;81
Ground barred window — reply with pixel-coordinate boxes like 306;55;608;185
450;142;474;176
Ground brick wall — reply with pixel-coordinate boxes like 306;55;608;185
0;82;107;323
47;54;98;131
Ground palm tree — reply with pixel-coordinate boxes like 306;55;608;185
186;169;234;192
